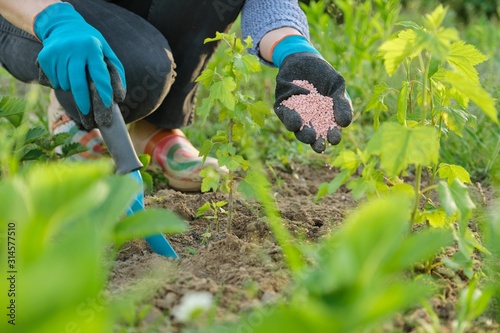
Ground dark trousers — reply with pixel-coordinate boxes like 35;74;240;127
0;0;244;129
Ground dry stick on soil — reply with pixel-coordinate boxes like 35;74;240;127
281;80;339;140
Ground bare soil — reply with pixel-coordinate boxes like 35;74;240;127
109;163;499;333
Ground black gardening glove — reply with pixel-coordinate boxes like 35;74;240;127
273;37;353;153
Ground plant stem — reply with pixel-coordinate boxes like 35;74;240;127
412;165;423;222
227;118;234;233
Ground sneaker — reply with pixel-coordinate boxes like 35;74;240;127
143;129;227;192
48;91;108;160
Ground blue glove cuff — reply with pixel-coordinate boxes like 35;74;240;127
272;35;321;68
34;2;82;41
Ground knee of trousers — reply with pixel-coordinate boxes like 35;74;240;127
118;48;176;123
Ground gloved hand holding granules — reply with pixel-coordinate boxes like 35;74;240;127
272;35;353;153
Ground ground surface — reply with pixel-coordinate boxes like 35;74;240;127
109;163;499;333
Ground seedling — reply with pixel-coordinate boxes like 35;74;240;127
196;200;228;233
195;32;271;232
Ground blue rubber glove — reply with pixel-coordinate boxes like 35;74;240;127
34;3;126;127
126;170;179;259
273;35;353;153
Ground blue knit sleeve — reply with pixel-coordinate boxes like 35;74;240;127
241;0;310;66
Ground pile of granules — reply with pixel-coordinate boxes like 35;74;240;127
280;80;338;140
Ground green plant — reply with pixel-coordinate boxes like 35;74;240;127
0;161;187;333
195;32;271;231
204;195;452;333
318;4;498;278
0;93;87;169
196;200;228;233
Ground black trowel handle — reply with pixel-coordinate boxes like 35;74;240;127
99;102;142;174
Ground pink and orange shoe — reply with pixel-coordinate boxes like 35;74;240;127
48;92;108;160
143;129;227;192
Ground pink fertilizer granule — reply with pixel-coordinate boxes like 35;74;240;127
281;80;337;140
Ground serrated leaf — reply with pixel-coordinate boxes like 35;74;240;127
210;77;236;110
397;81;409;125
423;4;447;30
247;101;270;127
366;83;391;113
443;70;498;124
447;41;487;85
367;122;440;177
114;209;187;247
422;208;450;228
62;142;87;157
347;177;379;199
379;29;419;75
204;31;224;44
200;166;220;193
217;151;245;172
333;150;361;173
234;54;261;80
197;98;213;124
52;132;70;146
24;127;47;144
438;163;471;185
198;140;213;162
414;27;458;61
21;149;46;161
195;68;215;87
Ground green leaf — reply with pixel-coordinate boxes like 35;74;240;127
379;29;419;76
315;169;351;202
61;142;87;158
385;228;452;271
234;54;261;80
443;70;498;124
51;132;71;147
24;127;47;144
114;209;187;247
366;83;390;112
0;96;28;127
200;166;220;193
442;106;474;137
438;163;471;185
197;98;213;124
196;202;212;218
421;208;451;228
447;41;487;85
247;101;271;127
423;4;447;31
347;177;380;199
195;68;215;87
396;20;422;30
210;77;237;110
414;27;458;61
366;122;440;177
397;81;409;125
217;152;246;172
204;31;225;44
333;150;361;173
22;149;46;161
438;180;476;223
